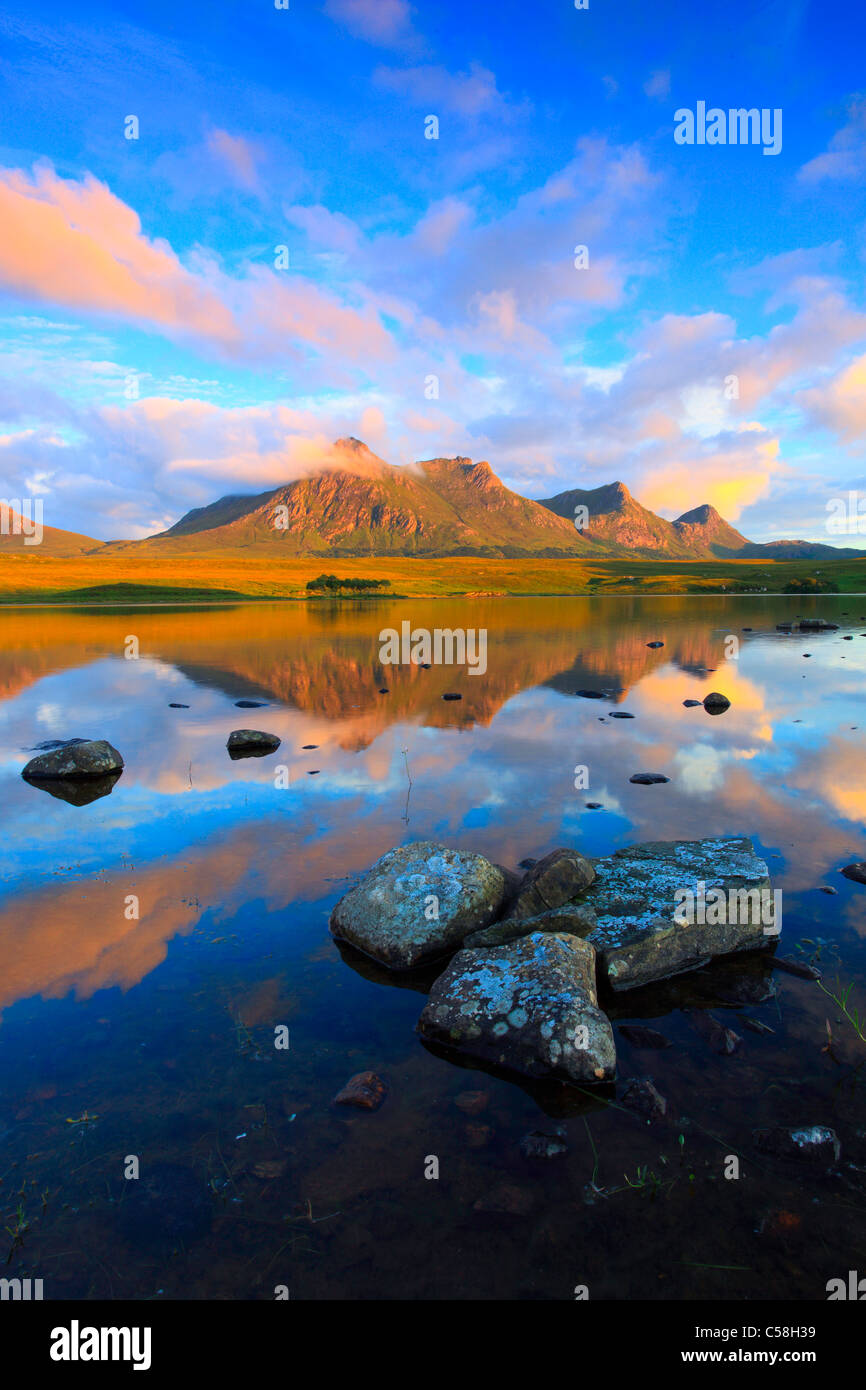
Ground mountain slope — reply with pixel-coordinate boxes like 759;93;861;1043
118;440;604;558
539;481;696;556
0;510;102;556
672;504;751;558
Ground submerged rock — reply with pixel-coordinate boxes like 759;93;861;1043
329;841;506;970
620;1077;668;1120
585;837;773;992
618;1024;672;1050
687;1010;743;1055
520;1125;568;1159
28;773;122;806
417;932;616;1084
754;1125;840;1165
22;738;124;781
464;900;597;949
504;848;596;922
334;1071;388;1110
226;729;281;758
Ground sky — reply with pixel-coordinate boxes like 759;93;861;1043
0;0;864;542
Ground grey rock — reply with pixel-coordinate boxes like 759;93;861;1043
226;729;281;758
330;841;506;970
585;837;773;991
505;847;596;921
464;900;598;949
629;773;670;784
417;932;616;1084
842;863;866;885
22;738;124;781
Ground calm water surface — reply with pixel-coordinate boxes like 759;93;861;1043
1;595;865;1300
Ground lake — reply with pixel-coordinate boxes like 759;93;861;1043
1;594;865;1300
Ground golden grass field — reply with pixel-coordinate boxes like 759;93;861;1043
1;548;866;602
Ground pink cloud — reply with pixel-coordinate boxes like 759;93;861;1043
206;129;262;192
325;0;414;46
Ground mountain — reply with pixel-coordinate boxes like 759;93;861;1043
115;438;612;558
737;539;866;560
48;437;866;562
0;510;102;556
539;481;696;556
671;504;751;557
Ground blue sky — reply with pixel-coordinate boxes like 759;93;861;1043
0;0;864;540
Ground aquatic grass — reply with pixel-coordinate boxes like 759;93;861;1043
817;975;866;1044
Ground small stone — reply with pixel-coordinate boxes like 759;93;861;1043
378;688;389;694
683;699;702;707
687;1010;742;1054
575;689;606;699
585;802;603;809
629;773;670;784
819;885;838;895
703;692;731;714
841;863;866;885
334;1071;388;1110
519;1126;568;1159
505;847;596;921
235;700;266;708
442;692;462;701
771;956;821;980
619;1024;672;1050
302;744;318;749
754;1125;840;1164
226;729;280;758
610;712;635;719
455;1090;488;1115
621;1077;667;1120
742;1017;775;1035
465;1123;493;1149
646;641;665;648
168;703;189;708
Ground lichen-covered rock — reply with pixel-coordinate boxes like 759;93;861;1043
329;841;506;970
463;901;597;949
505;848;595;921
585;837;773;992
22;738;124;781
417;932;616;1083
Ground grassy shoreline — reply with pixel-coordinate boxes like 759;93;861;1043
2;551;866;604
